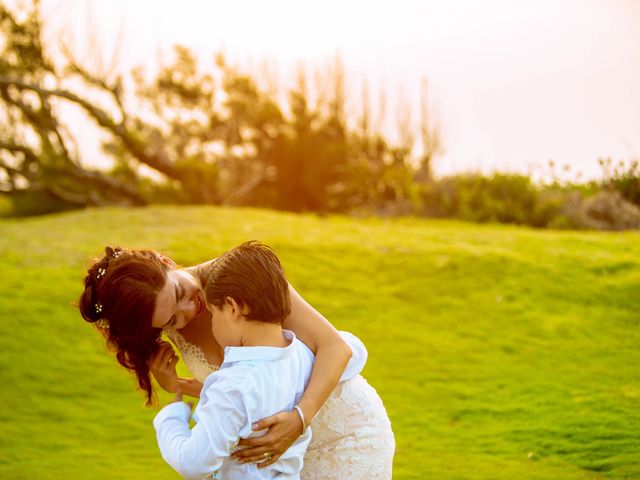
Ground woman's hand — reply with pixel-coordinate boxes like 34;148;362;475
232;410;303;468
149;340;180;393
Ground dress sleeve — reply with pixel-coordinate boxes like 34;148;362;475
338;331;368;381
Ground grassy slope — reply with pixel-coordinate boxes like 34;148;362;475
0;206;638;480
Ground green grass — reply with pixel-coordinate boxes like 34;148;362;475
0;206;639;479
0;194;14;217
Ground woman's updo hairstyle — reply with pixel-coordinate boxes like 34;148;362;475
79;246;175;404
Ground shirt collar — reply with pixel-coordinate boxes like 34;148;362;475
221;329;297;366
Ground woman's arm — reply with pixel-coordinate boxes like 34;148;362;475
283;284;353;422
174;378;203;398
233;284;352;468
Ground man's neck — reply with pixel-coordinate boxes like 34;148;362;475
239;322;288;348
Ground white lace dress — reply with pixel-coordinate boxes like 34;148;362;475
165;329;395;479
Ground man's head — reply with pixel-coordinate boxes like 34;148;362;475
204;241;291;345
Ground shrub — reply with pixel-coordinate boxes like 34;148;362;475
420;173;543;225
559;190;640;231
599;158;640;207
7;190;82;217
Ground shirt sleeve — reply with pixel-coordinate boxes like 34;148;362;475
153;377;247;480
338;330;368;381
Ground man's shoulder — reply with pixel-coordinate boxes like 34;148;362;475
290;338;316;367
291;337;314;355
197;365;258;416
203;363;255;390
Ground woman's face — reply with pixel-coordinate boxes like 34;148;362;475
151;269;206;330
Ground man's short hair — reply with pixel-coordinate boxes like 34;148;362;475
204;241;291;323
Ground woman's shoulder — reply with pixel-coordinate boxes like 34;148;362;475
182;258;218;284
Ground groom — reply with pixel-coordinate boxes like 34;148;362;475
153;241;315;479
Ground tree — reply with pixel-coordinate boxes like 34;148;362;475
0;0;445;216
0;1;145;210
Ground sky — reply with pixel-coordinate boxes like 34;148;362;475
42;0;640;180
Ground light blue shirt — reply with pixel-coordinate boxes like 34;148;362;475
154;330;315;480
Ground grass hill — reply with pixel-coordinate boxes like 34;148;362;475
0;206;638;479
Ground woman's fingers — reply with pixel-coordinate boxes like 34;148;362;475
149;344;179;391
162;345;176;364
169;354;179;369
234;410;300;461
234;431;285;459
233;443;274;458
250;412;281;432
231;410;305;467
147;343;180;393
237;434;271;448
150;344;171;366
155;345;176;368
233;448;282;466
256;454;280;469
234;433;289;461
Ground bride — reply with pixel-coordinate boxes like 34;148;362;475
79;246;395;479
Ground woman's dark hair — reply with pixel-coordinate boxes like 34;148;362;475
79;246;173;405
204;241;291;323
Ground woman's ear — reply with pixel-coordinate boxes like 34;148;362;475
158;254;176;268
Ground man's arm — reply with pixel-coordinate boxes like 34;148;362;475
153;386;245;480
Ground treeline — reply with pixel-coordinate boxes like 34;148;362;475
1;1;639;230
420;161;640;230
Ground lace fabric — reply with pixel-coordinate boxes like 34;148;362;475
303;375;395;479
165;329;219;382
166;330;395;480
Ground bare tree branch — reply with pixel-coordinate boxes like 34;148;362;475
44;182;93;206
0;140;38;159
0;139;145;205
0;87;58;157
60;41;128;125
0;157;25;178
64;165;146;205
417;77;443;181
0;76;179;179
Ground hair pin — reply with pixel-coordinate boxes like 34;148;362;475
96;318;109;329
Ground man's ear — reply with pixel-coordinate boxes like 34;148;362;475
225;297;242;318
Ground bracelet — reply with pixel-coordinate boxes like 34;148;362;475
293;405;307;434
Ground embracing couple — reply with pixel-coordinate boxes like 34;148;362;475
79;241;395;479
